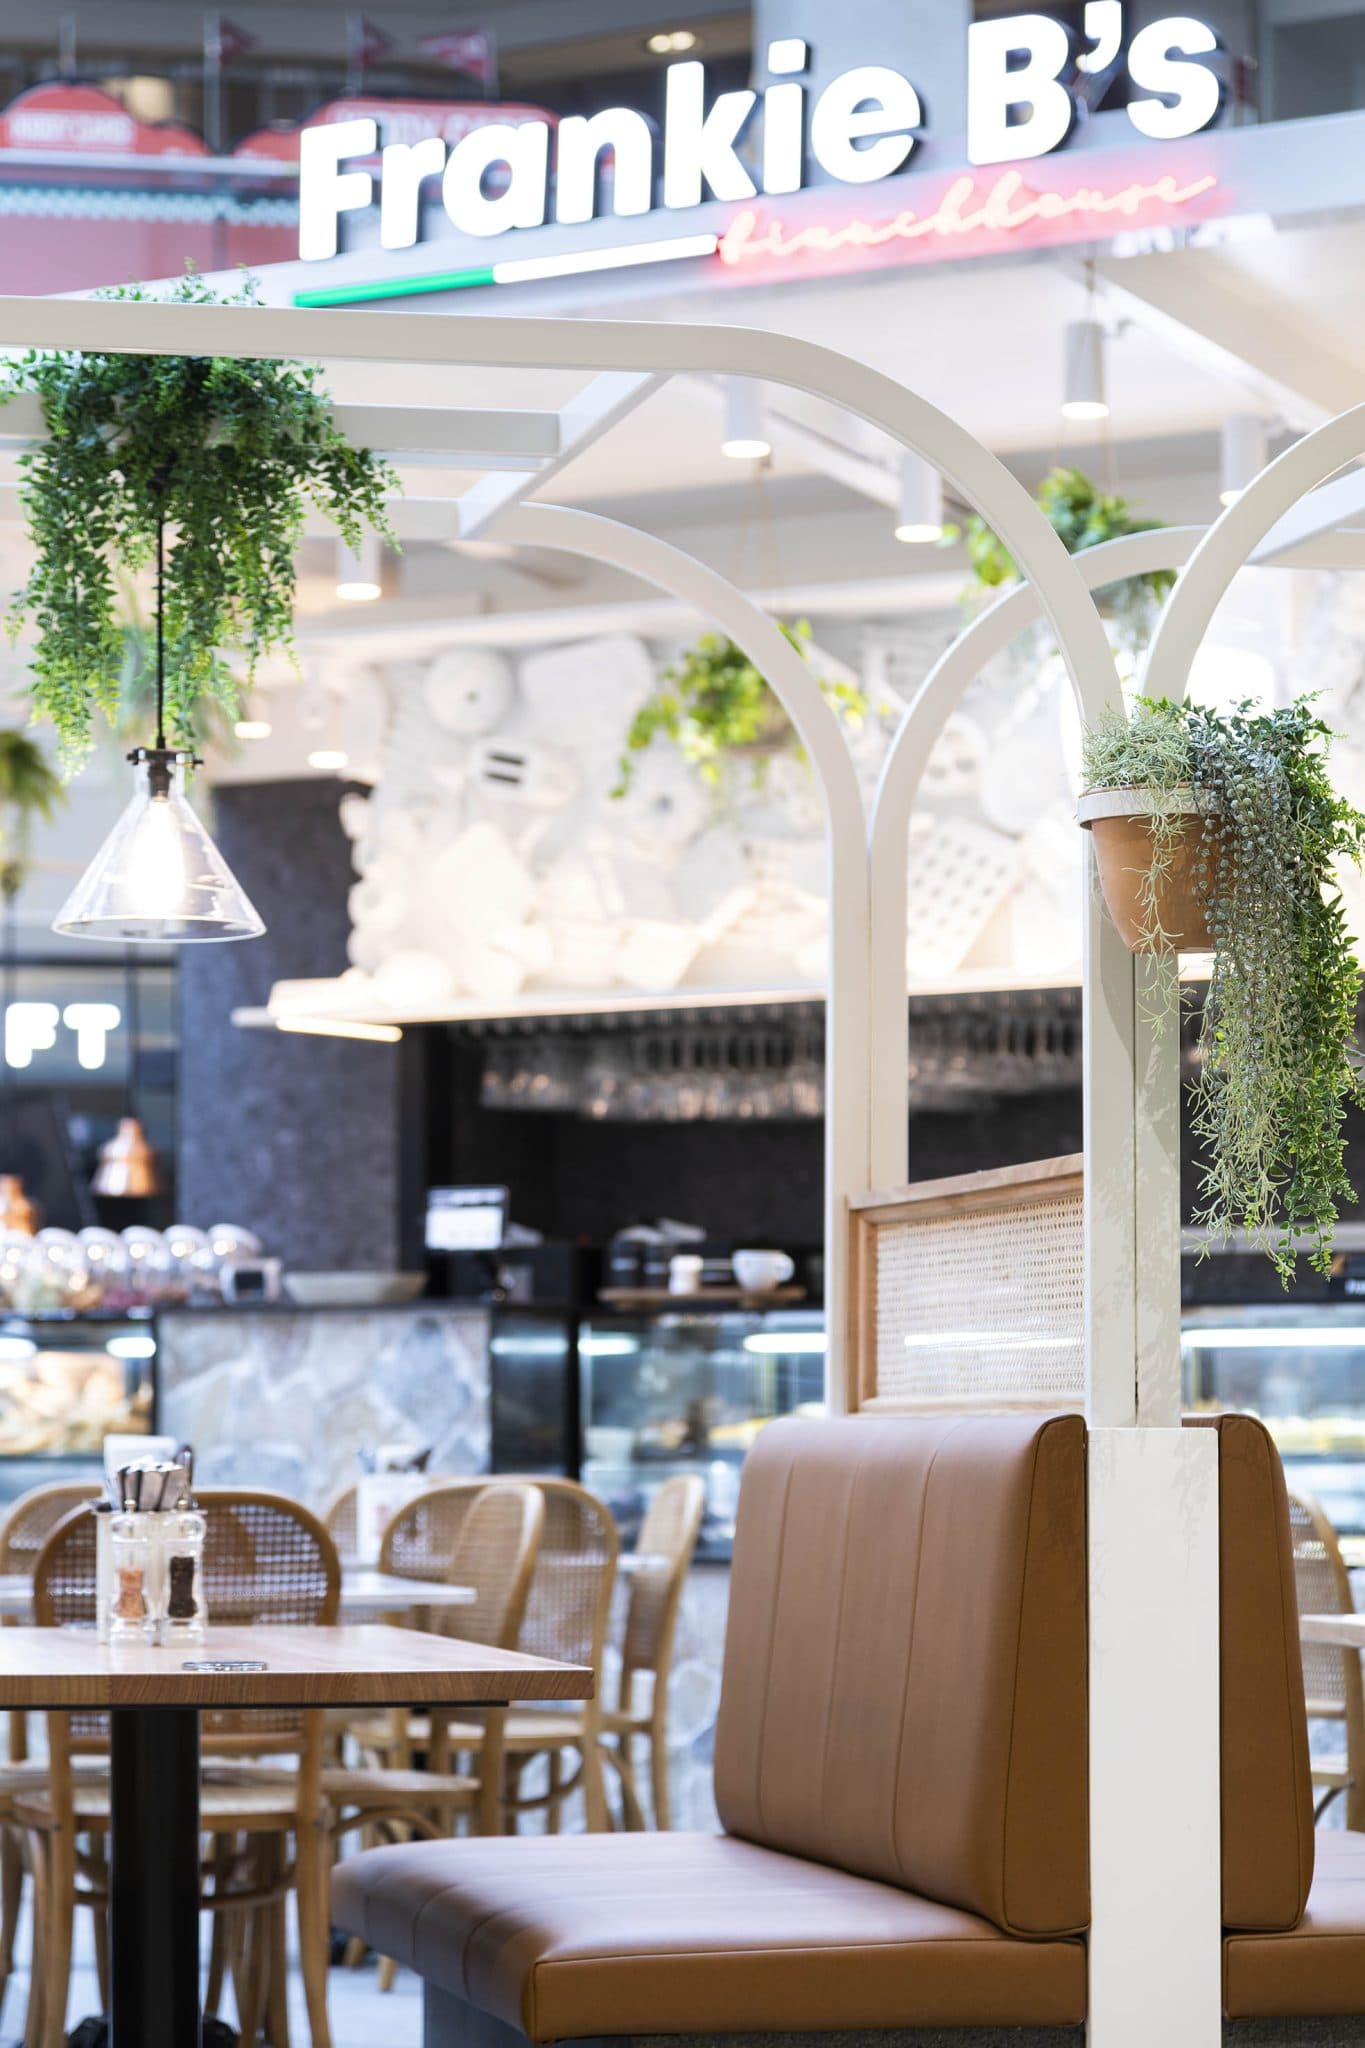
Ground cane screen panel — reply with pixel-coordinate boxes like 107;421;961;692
849;1156;1084;1412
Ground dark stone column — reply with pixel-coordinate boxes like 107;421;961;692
176;778;403;1270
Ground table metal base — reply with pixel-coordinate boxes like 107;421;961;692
109;1707;201;2048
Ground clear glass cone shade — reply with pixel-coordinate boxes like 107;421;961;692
53;755;265;944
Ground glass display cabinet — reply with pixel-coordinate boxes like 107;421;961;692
578;1308;826;1559
1183;1303;1365;1532
0;1312;157;1509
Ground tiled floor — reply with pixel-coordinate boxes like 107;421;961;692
0;1902;423;2048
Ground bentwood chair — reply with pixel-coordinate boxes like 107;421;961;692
0;1480;101;2017
1288;1487;1365;1828
19;1492;340;2048
321;1482;358;1563
439;1478;620;1834
599;1472;705;1831
316;1483;544;1840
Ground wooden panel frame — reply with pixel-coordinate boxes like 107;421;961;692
846;1154;1084;1413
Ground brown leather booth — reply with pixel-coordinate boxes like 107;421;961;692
331;1411;1365;2046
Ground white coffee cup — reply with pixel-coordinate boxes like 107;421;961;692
669;1253;704;1294
733;1249;795;1293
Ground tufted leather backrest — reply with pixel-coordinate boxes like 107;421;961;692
714;1412;1088;1937
1188;1414;1315;1932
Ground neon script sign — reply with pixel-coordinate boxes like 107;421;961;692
298;7;1225;264
715;166;1221;273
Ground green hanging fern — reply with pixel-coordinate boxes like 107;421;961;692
1083;694;1365;1281
957;466;1175;653
0;730;63;902
613;620;871;796
1;268;397;769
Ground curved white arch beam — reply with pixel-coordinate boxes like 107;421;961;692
492;501;868;1411
867;527;1205;1191
1144;403;1365;704
0;297;1122;735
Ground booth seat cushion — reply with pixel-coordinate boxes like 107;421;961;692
1224;1832;1365;2019
330;1832;1087;2042
1191;1415;1316;1930
714;1412;1088;1937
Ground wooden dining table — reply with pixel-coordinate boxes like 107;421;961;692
0;1622;590;2048
0;1564;477;1624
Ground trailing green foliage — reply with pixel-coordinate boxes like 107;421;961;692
957;466;1175;649
1;269;396;768
1083;694;1365;1280
0;730;63;902
614;620;869;796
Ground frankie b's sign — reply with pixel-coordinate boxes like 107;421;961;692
296;9;1228;300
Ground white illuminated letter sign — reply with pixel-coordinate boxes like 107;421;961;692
298;117;377;260
967;14;1076;166
810;64;922;185
380;135;447;250
1077;0;1124;74
443;121;550;236
662;60;758;207
1127;16;1223;139
555;108;654;225
63;1002;121;1073
5;1002;57;1071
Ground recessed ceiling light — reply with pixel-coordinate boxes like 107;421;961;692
234;719;272;740
646;28;698;53
307;748;350;773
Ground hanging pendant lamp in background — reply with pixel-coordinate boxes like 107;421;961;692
53;498;265;945
92;1117;159;1198
92;950;162;1199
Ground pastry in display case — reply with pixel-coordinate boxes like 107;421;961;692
579;1309;825;1559
0;1317;156;1504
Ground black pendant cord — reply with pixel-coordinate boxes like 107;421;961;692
154;511;166;754
124;945;140;1126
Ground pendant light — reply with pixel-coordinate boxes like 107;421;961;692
720;378;772;460
1219;414;1269;506
52;502;265;945
1061;319;1109;422
894;452;945;544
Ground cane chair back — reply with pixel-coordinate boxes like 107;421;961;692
382;1483;542;1647
0;1482;99;1577
520;1479;619;1682
196;1489;340;1749
322;1483;359;1562
1288;1488;1365;1827
620;1473;705;1707
380;1479;484;1593
31;1506;105;1754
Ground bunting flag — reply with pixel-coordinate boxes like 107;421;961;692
348;14;395;70
418;28;497;89
205;15;256;67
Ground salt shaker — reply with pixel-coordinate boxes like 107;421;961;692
108;1510;153;1640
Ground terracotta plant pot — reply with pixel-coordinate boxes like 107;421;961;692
1077;786;1215;952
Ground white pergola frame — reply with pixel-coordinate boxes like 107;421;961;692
1;292;1359;2044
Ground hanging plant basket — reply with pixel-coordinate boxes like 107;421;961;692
1077;786;1215;952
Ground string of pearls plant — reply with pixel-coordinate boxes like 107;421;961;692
1082;695;1365;1280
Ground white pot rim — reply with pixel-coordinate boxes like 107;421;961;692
1076;784;1202;827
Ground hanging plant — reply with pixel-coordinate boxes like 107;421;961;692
0;268;397;769
1080;694;1365;1280
0;731;63;902
613;620;871;796
954;466;1175;655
